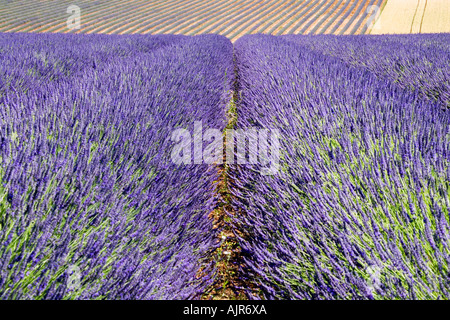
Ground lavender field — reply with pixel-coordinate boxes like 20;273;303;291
0;32;449;300
0;33;234;299
231;34;450;299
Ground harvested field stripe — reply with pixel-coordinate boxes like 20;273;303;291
319;0;353;34
154;0;229;34
118;0;207;34
108;4;185;34
43;1;142;33
103;0;182;34
0;2;43;30
358;0;385;34
344;0;375;34
76;1;160;34
81;1;164;34
293;0;331;34
330;0;358;33
0;0;63;27
164;1;234;34
221;0;281;37
207;1;272;35
228;0;287;41
84;1;172;34
195;1;259;35
222;0;281;38
18;1;146;33
300;0;338;34
187;1;259;36
308;0;342;34
366;0;387;34
12;0;132;33
242;0;298;34
15;1;101;32
143;0;220;35
0;0;69;32
268;0;314;35
115;0;190;34
122;0;211;34
287;0;325;34
249;0;299;35
106;1;182;34
185;2;267;34
186;1;257;36
169;3;235;35
277;0;321;34
334;0;361;34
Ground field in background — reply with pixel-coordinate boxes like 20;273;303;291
1;0;389;41
4;0;449;41
371;0;450;34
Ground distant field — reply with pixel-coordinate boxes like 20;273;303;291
3;0;449;40
421;0;450;34
0;0;387;41
371;0;450;34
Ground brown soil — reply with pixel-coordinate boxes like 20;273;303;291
200;70;261;300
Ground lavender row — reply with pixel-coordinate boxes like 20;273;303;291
0;33;234;299
231;35;450;299
281;34;450;108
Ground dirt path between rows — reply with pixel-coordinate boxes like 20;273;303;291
200;53;261;300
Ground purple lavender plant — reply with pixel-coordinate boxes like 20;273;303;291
231;34;450;300
0;33;234;299
282;33;450;108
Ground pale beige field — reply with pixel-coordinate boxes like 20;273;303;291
421;0;450;33
371;0;450;34
410;0;426;33
371;0;418;34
